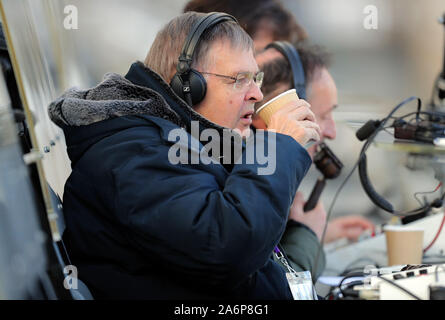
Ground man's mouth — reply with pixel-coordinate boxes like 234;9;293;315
241;111;254;120
240;111;253;126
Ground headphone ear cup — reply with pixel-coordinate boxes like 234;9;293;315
170;70;207;106
170;72;186;101
188;69;207;105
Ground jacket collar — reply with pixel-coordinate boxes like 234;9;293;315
125;62;192;130
124;62;235;137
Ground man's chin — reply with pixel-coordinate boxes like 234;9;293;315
234;125;252;139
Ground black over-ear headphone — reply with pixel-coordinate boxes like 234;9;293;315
170;12;238;106
356;97;444;216
265;41;306;100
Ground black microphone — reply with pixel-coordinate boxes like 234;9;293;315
304;178;326;212
304;143;343;212
356;120;381;141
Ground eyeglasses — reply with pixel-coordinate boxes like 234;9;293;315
200;71;264;90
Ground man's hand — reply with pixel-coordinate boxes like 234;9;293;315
289;192;326;241
289;192;375;244
267;99;321;146
324;216;375;244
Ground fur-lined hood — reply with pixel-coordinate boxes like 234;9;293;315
48;71;184;128
48;62;228;133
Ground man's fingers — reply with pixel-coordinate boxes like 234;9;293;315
300;125;321;143
299;120;321;132
277;99;311;113
283;105;316;122
266;100;320;145
274;101;315;121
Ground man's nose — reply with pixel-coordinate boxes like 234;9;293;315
322;119;336;140
247;82;264;103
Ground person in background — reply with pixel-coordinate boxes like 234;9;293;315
183;0;307;52
253;42;374;275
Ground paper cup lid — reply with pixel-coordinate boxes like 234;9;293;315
255;89;296;114
383;225;424;232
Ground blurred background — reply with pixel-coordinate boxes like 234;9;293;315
3;0;443;223
285;0;444;225
0;0;444;298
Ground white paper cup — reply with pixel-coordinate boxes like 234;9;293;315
255;89;299;126
384;225;424;266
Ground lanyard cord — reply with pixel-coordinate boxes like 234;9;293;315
274;245;298;275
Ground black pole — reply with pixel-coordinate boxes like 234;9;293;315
439;13;445;101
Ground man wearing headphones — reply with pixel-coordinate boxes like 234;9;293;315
48;12;320;299
186;0;374;280
251;42;375;278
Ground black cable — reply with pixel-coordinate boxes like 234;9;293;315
340;281;363;299
361;97;422;157
312;155;361;277
377;275;422;300
338;272;364;298
358;97;440;216
313;97;424;276
323;272;363;300
312;115;383;272
416;105;421;122
414;195;427;207
313;132;375;275
383;127;394;136
398;111;432;119
414;183;442;206
431;75;445;108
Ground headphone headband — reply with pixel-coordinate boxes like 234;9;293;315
171;12;239;106
177;12;238;74
265;41;306;100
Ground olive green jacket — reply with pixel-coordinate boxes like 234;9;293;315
276;220;326;282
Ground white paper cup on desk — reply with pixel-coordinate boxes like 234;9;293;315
255;89;299;126
384;225;424;266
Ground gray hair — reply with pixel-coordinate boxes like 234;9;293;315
145;12;254;83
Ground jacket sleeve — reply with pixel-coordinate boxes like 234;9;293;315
112;131;312;289
278;220;326;281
